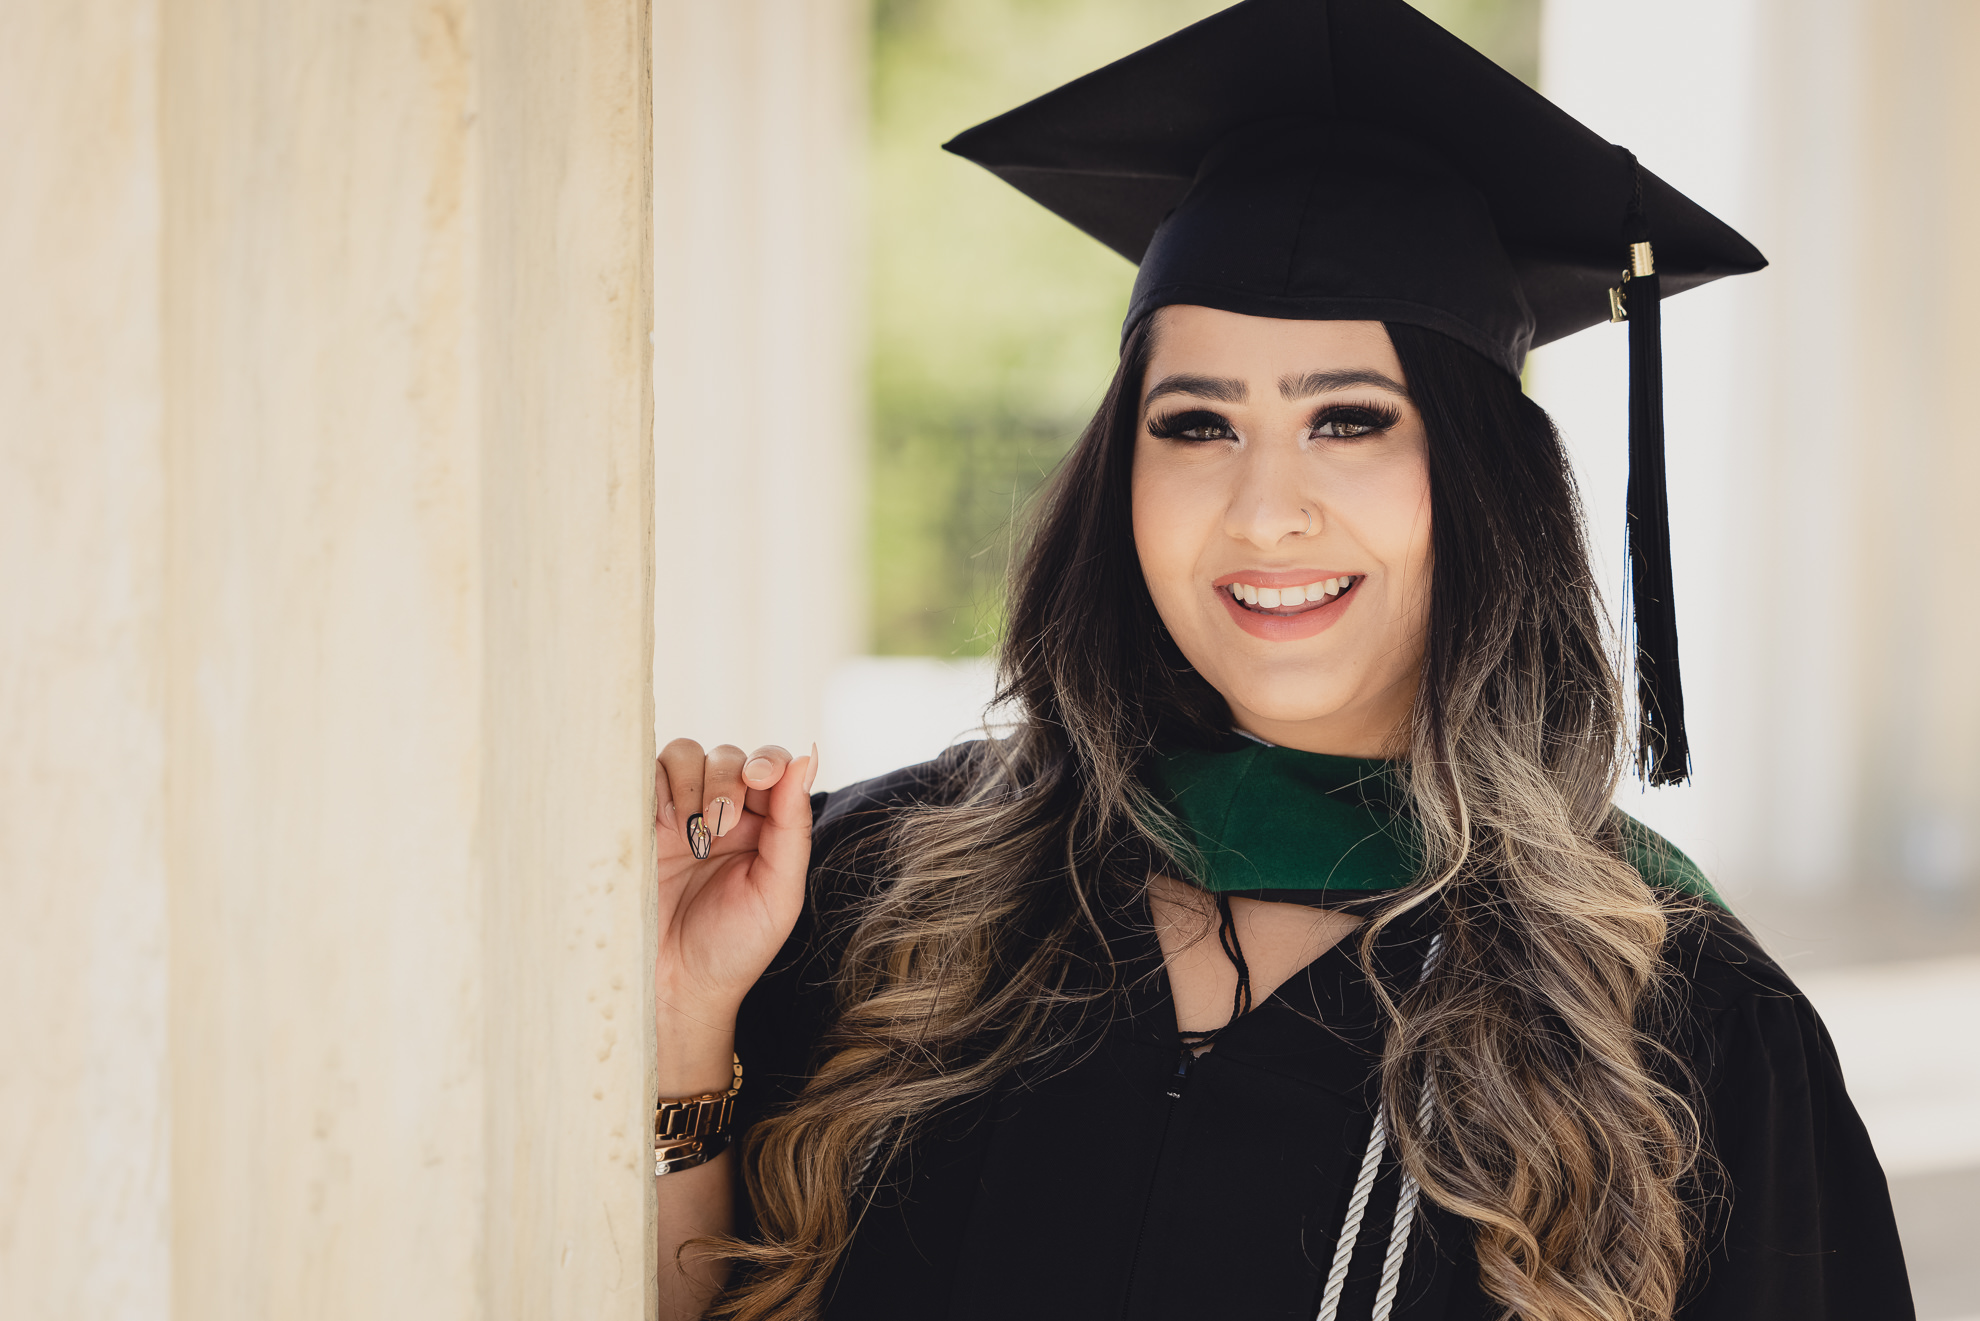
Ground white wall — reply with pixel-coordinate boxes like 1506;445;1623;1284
1532;0;1980;904
1533;0;1782;890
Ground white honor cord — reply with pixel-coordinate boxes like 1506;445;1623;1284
1315;932;1445;1321
1371;1065;1438;1320
1316;1106;1389;1321
853;1122;889;1193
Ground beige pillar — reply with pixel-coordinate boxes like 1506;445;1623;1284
5;0;655;1315
0;2;169;1317
161;0;654;1314
650;0;868;757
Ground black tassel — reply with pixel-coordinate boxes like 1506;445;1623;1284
1621;166;1689;785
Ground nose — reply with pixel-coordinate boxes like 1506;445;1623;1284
1223;443;1314;547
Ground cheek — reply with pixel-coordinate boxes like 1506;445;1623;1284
1130;452;1211;599
1324;450;1432;600
1364;460;1434;606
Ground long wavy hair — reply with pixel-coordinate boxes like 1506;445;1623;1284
710;316;1704;1321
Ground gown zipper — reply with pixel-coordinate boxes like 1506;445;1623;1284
1124;893;1248;1316
1122;1046;1195;1320
1164;1047;1195;1099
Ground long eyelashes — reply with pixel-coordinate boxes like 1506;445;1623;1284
1146;401;1401;442
1307;401;1401;437
1146;408;1236;441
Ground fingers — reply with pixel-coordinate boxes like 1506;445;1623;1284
775;745;821;824
658;738;707;856
658;739;816;862
740;744;792;818
753;746;817;882
699;745;749;849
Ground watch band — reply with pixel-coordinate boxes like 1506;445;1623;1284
653;1054;743;1175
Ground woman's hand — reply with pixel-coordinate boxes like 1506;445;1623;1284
654;739;817;1042
652;742;811;1303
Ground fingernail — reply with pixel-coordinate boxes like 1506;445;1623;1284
710;797;734;837
662;800;678;830
744;756;775;783
686;813;711;860
804;743;820;794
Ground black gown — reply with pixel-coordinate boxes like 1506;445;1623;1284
734;758;1914;1320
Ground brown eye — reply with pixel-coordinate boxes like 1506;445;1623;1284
1313;418;1377;438
1148;409;1237;442
1309;403;1400;440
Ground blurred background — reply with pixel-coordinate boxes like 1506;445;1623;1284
5;0;1974;1316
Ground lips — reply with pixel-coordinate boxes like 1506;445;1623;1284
1213;572;1362;640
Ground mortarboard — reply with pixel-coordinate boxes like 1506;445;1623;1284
944;0;1766;785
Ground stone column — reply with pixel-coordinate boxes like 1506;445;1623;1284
0;2;169;1316
3;0;657;1314
160;0;654;1315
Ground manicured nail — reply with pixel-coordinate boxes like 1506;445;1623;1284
710;797;734;837
662;800;678;830
744;756;775;784
804;743;820;794
686;813;711;860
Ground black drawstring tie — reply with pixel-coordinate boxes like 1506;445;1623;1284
1176;891;1254;1056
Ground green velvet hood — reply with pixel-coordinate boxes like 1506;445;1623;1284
1145;733;1724;908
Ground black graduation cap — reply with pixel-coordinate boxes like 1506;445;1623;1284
944;0;1766;786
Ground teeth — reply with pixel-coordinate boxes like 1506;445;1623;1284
1228;575;1356;608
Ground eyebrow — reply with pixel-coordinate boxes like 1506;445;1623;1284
1142;368;1411;407
1277;369;1411;400
1143;373;1247;405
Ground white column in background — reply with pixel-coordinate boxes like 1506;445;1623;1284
651;0;868;760
1530;0;1864;896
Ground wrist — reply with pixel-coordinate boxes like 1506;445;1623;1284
655;1014;738;1097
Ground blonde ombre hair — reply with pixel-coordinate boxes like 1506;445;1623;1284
709;320;1705;1321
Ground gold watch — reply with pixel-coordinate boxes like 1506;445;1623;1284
653;1054;743;1177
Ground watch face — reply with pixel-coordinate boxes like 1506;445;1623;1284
655;1143;707;1176
653;1133;729;1177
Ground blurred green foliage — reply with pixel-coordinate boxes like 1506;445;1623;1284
868;0;1540;655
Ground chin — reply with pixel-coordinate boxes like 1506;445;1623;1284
1220;675;1361;728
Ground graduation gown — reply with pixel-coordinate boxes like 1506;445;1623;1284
734;758;1914;1320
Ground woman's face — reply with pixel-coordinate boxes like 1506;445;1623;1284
1131;306;1433;756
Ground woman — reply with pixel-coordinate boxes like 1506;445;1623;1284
651;3;1911;1319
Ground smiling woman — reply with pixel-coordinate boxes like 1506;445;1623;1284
1133;310;1432;753
648;3;1909;1319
